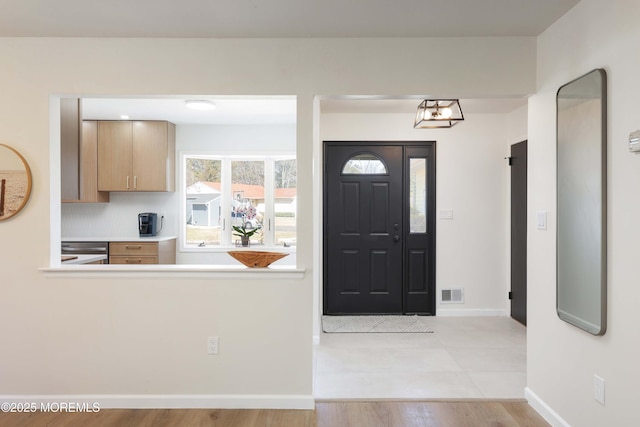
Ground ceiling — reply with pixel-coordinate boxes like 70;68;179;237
82;97;298;125
81;96;527;126
0;0;579;38
320;98;527;115
46;1;575;123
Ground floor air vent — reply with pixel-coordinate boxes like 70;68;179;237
441;288;464;303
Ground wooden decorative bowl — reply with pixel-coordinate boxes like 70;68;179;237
227;251;289;268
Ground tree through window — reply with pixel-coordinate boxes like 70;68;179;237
184;155;296;249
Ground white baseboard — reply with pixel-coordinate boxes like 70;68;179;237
525;387;571;427
0;394;315;410
437;308;509;317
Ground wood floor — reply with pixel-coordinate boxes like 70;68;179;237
0;401;550;426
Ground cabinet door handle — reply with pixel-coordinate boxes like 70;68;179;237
126;176;130;189
125;245;142;249
125;258;142;263
133;175;137;189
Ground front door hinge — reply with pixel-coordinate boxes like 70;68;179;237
508;291;513;300
505;156;513;166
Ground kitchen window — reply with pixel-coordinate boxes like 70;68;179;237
183;154;296;250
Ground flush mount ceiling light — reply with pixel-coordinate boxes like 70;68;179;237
414;99;464;128
185;100;216;111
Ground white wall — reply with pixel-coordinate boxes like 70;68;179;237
507;104;528;145
528;1;640;425
0;37;534;407
62;193;178;239
177;124;296;153
321;112;511;315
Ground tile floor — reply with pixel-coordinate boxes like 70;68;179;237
313;316;526;400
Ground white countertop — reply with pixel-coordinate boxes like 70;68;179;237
61;254;108;265
62;236;177;242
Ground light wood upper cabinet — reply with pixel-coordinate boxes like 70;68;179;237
60;97;109;203
97;120;131;191
60;98;80;200
132;121;175;191
79;121;110;202
97;120;175;192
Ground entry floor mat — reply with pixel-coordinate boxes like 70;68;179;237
322;315;434;333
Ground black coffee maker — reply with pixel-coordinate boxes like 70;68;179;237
138;213;158;237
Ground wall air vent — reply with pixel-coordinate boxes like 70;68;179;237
441;288;464;304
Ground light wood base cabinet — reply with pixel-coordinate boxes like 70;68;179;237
109;239;176;264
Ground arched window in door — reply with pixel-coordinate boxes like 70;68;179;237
341;153;388;175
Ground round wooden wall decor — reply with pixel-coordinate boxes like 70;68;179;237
0;143;33;220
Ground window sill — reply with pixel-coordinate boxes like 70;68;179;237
40;264;305;279
180;246;296;253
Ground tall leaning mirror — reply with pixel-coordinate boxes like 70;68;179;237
0;143;32;220
556;68;607;335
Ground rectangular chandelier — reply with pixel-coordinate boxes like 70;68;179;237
414;99;464;128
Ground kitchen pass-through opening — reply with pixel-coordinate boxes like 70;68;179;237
54;95;298;268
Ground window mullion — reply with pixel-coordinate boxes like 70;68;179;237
263;159;275;246
221;158;232;246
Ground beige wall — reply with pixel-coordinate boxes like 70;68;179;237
0;37;534;406
528;0;640;424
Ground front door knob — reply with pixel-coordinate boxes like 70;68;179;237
393;235;400;242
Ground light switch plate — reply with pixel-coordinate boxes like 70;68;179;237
594;374;605;405
439;209;454;220
536;211;547;230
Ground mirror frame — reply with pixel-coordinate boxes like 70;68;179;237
556;68;607;335
0;143;33;221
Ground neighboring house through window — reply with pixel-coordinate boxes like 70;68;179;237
184;155;296;249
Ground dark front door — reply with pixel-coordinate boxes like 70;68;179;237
323;141;435;315
510;140;527;325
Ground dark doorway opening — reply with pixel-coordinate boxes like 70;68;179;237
323;141;436;315
510;140;527;325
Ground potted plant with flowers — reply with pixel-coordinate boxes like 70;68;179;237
232;225;259;247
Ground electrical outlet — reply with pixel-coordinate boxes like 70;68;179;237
594;374;605;405
207;336;219;355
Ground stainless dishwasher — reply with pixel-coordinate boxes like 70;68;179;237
61;241;109;264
